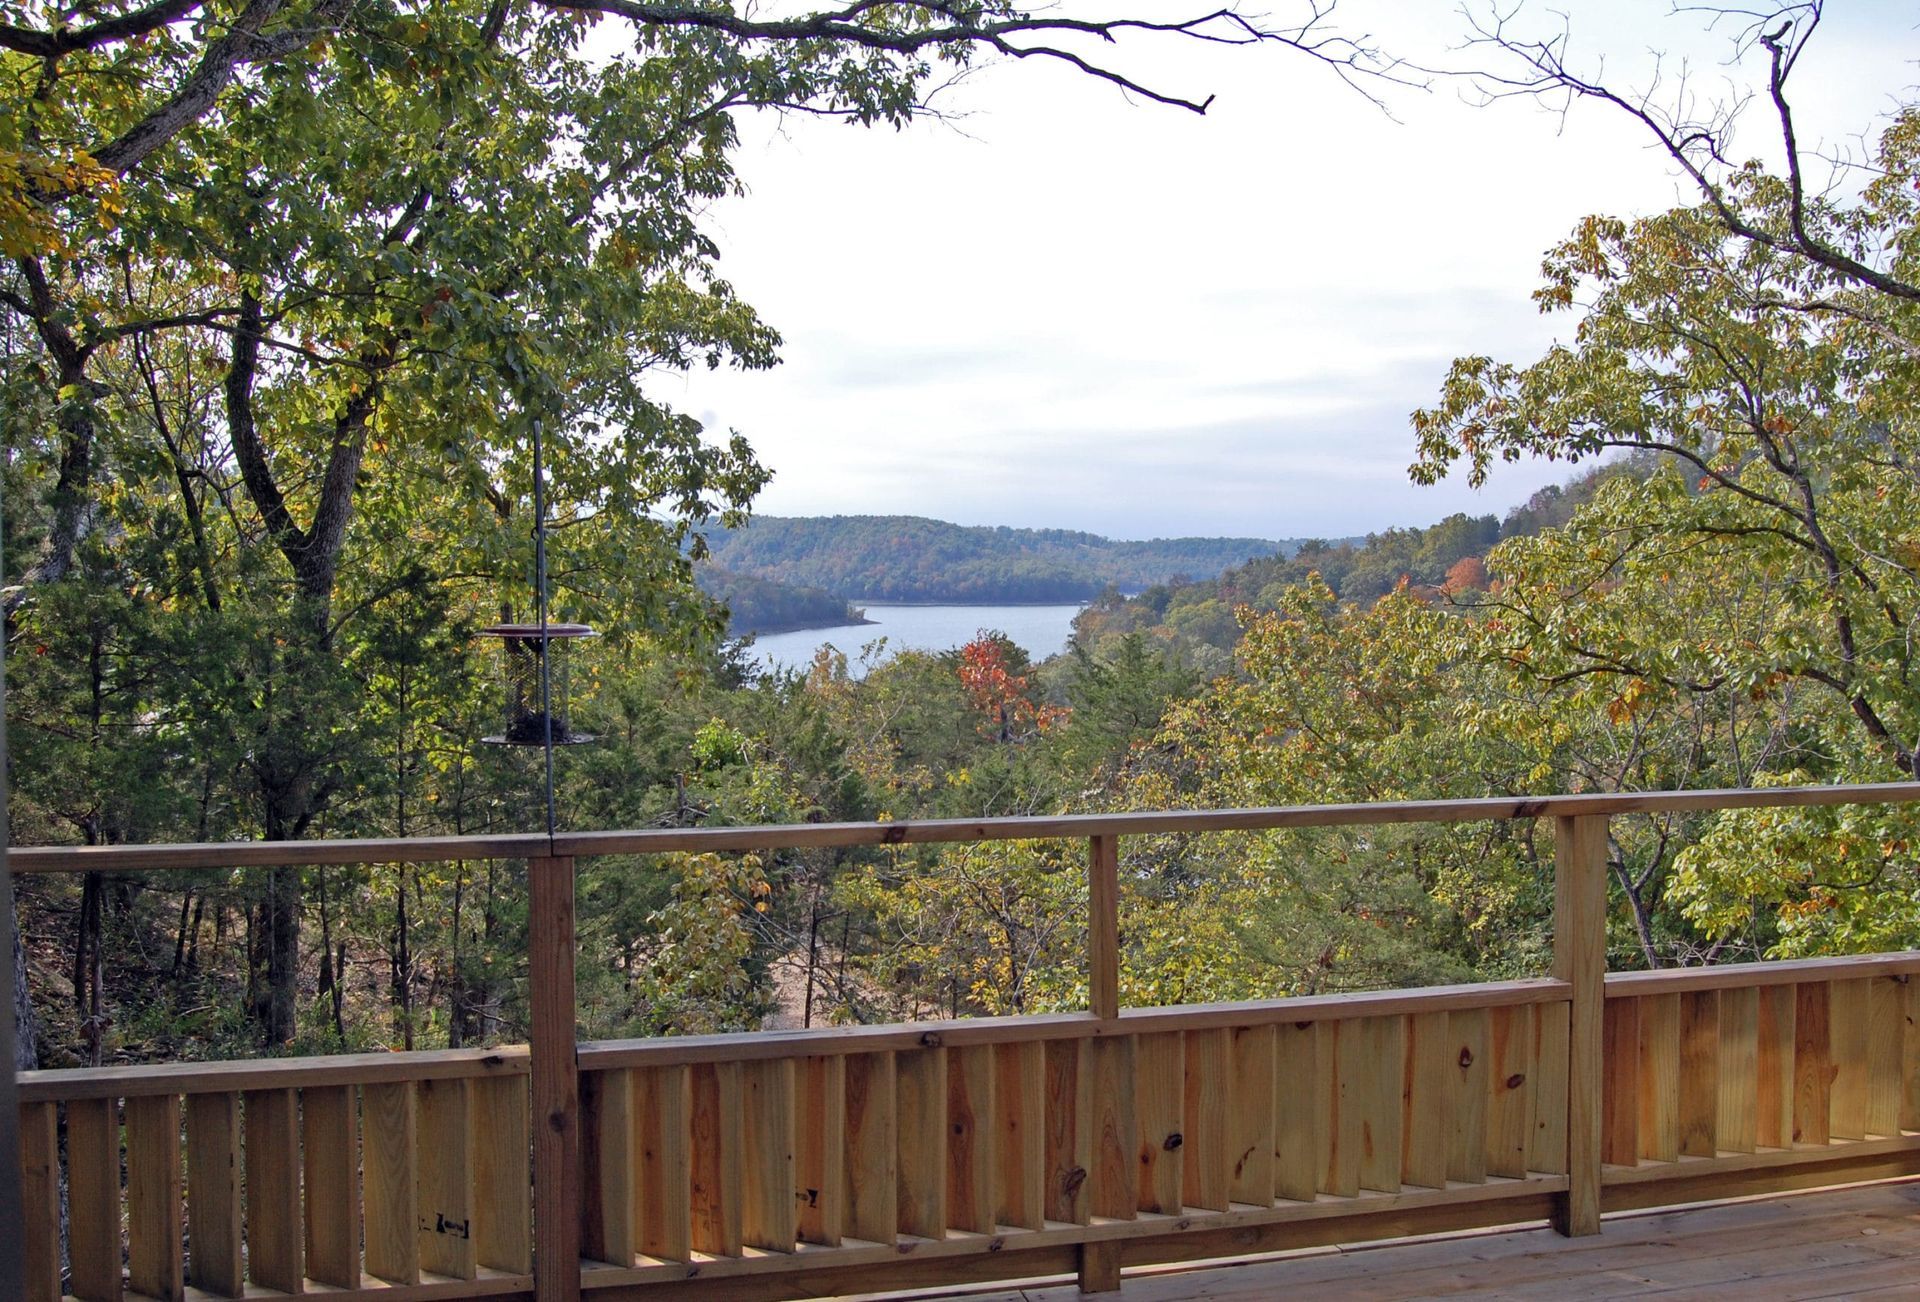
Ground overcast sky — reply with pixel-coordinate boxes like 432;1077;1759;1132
665;2;1916;541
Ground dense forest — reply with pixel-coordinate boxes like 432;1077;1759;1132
700;515;1303;603
1072;461;1637;675
7;2;1920;1080
694;563;869;635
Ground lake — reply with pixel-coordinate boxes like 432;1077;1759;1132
745;602;1085;678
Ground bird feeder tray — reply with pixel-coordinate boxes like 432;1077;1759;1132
478;623;597;746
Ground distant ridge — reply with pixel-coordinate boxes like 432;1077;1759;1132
702;514;1312;605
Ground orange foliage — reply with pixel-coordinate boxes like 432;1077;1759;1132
957;635;1066;742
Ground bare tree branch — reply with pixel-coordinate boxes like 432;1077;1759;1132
1459;0;1920;300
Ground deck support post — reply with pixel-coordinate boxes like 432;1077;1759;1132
1079;835;1123;1293
1553;814;1607;1237
531;855;582;1301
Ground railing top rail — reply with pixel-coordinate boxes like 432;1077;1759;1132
17;978;1567;1100
1604;949;1920;995
9;781;1920;874
15;1043;529;1103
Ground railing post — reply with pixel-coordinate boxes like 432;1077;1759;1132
530;855;581;1301
1080;834;1123;1293
1087;834;1120;1021
1553;814;1607;1237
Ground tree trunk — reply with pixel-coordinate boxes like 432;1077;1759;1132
257;867;301;1046
449;862;465;1048
391;867;413;1050
316;868;344;1040
72;873;100;1014
10;900;35;1071
172;889;194;977
186;893;205;973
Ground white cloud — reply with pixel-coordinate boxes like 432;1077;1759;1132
661;0;1918;537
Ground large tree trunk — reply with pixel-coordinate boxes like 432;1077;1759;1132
253;867;301;1047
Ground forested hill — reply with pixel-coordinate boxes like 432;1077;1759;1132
1073;459;1642;673
702;515;1305;603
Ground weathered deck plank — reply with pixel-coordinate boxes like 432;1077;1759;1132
907;1178;1920;1301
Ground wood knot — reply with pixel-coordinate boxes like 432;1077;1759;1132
1506;1073;1526;1090
1163;1132;1184;1151
1063;1166;1088;1196
1459;1047;1475;1069
881;823;909;844
919;1031;943;1049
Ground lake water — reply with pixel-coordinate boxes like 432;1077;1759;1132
746;602;1085;678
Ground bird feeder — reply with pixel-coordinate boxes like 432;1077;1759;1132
478;623;597;746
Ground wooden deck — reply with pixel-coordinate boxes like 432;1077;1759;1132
890;1179;1920;1301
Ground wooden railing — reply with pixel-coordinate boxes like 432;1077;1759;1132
9;784;1920;1302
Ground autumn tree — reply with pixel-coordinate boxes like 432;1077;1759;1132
1412;92;1920;954
2;0;1400;1048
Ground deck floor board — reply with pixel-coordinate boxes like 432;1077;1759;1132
860;1179;1920;1302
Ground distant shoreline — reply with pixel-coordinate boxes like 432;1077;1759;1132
733;612;877;637
858;599;1092;609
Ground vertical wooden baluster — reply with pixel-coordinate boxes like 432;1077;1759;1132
895;1045;947;1239
580;1069;635;1267
1043;1040;1091;1226
1448;1008;1489;1185
1228;1025;1275;1206
1718;987;1759;1154
689;1062;743;1257
1553;812;1606;1235
1487;1004;1536;1177
301;1084;360;1289
472;1074;532;1274
1601;997;1640;1167
529;854;581;1302
742;1059;796;1252
635;1065;692;1262
993;1042;1045;1230
1087;1035;1138;1218
1794;982;1832;1145
243;1087;302;1293
1635;993;1680;1163
68;1095;122;1302
1530;1002;1570;1176
125;1093;184;1302
1403;1011;1451;1190
1867;977;1903;1137
21;1102;62;1302
1900;975;1919;1132
418;1077;476;1280
1317;1019;1359;1197
362;1081;420;1285
1134;1031;1184;1214
1356;1016;1405;1194
797;1055;846;1246
1273;1021;1319;1202
1829;978;1870;1140
1756;985;1796;1148
1679;991;1720;1158
843;1052;897;1244
1182;1027;1231;1212
946;1045;995;1233
168;1095;228;1299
